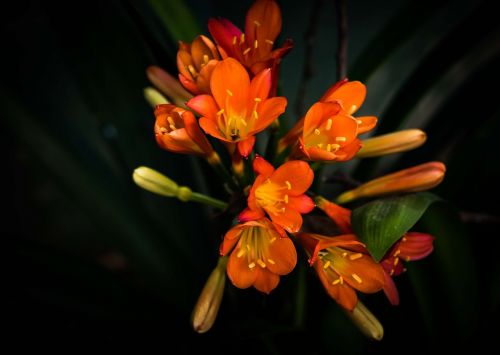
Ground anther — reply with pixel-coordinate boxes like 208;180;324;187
270;237;276;243
243;47;251;55
254;20;261;26
335;136;346;142
217;109;225;116
203;54;209;64
160;127;167;133
284;194;289;203
402;237;407;242
188;65;197;77
265;39;274;45
254;40;258;49
317;143;323;148
240;119;247;127
285;181;292;190
236;249;245;258
349;253;363;261
352;273;363;284
240;33;245;44
342;252;347;258
253;110;258;119
248;262;256;269
226;89;233;96
323;261;331;269
232;36;237;45
254;97;262;102
326;119;332;130
356;119;363;124
257;259;266;268
332;279;341;285
314;129;321;135
393;258;399;266
339;276;344;284
393;249;401;257
267;259;276;265
390;269;395;276
327;144;332;152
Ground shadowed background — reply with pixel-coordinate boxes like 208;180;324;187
3;0;500;353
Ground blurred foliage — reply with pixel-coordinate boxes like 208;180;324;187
3;0;499;353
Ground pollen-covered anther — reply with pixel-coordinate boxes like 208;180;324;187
240;33;245;44
226;89;233;96
323;260;331;269
265;39;274;45
349;253;363;261
188;64;197;77
357;119;363;124
232;36;237;45
253;110;259;119
393;258;399;266
285;181;292;190
352;273;363;284
254;40;258;49
217;109;224;116
167;116;176;130
236;249;245;258
393;249;401;257
248;262;256;269
326;119;333;130
342;252;348;258
203;54;209;65
257;259;266;268
160;127;168;134
335;136;347;142
243;47;251;55
314;129;321;135
284;194;289;203
270;237;276;243
267;258;276;265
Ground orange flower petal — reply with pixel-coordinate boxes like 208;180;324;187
179;74;201;95
220;226;242;256
199;116;227;142
238;207;265;222
195;60;218;94
328;114;358;144
315;261;358;311
252;155;275;177
183;110;214;156
210;58;250;114
251;97;287;134
336;139;362;161
383;271;400;305
191;35;218;69
249;68;272;100
302;147;337;161
357;116;377;134
253;268;280;294
269;207;303;233
303;102;342;137
271;160;313;195
187;94;219;119
227;250;258;289
177;50;194;79
245;0;282;45
266;235;297;275
237;136;256;158
287;195;315;214
322;81;366;115
319;78;348;102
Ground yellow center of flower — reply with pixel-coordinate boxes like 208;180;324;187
319;248;364;286
255;179;291;216
304;117;347;154
236;225;277;269
217;96;261;141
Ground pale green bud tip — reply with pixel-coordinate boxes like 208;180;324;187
177;186;192;202
132;166;179;197
346;301;384;341
191;257;227;333
144;87;169;107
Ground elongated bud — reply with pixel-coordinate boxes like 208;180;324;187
133;166;181;198
337;162;446;203
345;301;384;341
146;66;193;107
192;257;227;333
133;166;228;210
144;87;169;107
315;196;352;233
356;129;426;158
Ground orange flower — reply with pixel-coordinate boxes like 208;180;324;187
187;58;287;157
239;156;314;233
380;232;434;305
315;196;352;234
280;80;377;159
208;0;292;94
154;104;218;163
220;218;297;294
297;233;385;311
177;35;220;95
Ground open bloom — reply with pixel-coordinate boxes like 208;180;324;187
177;35;220;95
297;233;386;311
381;232;434;305
239;156;314;232
208;0;292;94
220;218;297;294
154;104;218;163
187;58;287;157
280;80;377;158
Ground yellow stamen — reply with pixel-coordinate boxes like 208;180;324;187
254;40;258;49
236;249;245;258
393;258;399;266
160;127;167;133
342;252;348;258
217;109;224;116
314;129;321;135
167;117;176;130
257;259;266;268
240;119;247;127
352;273;363;284
349;253;363;261
169;124;176;131
323;261;331;269
253;110;258;119
254;98;262;102
393;249;401;257
270;237;276;243
243;47;251;55
332;279;341;285
285;181;292;190
317;143;323;148
246;244;251;250
326;119;333;130
284;194;289;203
402;237;407;242
240;33;245;44
336;136;346;142
203;54;209;64
265;39;274;45
226;89;233;96
357;119;363;124
390;269;395;276
327;144;332;152
232;36;237;45
248;262;256;269
267;259;276;265
254;20;261;26
339;276;344;284
188;65;197;77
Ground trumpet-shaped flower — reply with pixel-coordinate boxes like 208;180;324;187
297;233;385;311
187;58;287;157
220;218;297;294
177;35;220;95
208;0;292;93
380;232;434;305
154;104;218;163
239;156;314;233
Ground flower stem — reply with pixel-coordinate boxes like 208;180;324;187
207;152;239;192
190;192;228;210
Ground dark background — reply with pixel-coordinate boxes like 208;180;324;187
3;0;500;353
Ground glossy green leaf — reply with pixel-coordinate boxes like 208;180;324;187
352;192;440;261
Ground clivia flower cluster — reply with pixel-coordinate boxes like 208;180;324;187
135;0;446;338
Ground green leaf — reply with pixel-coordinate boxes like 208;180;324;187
352;193;440;262
149;0;202;42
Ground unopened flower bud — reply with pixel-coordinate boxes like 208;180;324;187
191;257;227;333
146;66;192;107
133;166;179;197
337;161;445;203
356;129;426;158
345;301;384;341
144;87;169;107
